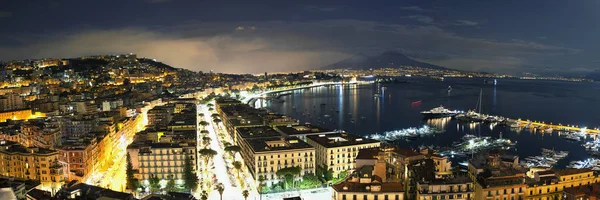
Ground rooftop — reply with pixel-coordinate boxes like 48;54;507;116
237;126;282;139
245;136;314;153
58;183;134;200
0;140;57;155
215;98;242;105
306;133;379;148
355;148;381;160
332;181;404;193
556;168;593;176
276;124;335;136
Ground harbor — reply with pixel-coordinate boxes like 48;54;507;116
268;78;600;170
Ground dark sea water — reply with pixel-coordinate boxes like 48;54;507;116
261;78;600;168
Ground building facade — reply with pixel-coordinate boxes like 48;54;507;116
306;133;380;177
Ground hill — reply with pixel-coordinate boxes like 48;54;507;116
586;69;600;81
322;51;453;71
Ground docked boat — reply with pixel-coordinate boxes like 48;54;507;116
420;106;463;118
563;134;581;142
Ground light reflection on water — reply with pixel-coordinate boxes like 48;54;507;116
266;78;600;168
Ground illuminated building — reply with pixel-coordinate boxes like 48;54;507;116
0;109;41;123
262;113;299;127
525;168;600;200
0;140;64;193
127;141;197;181
58;138;98;182
0;93;25;111
167;105;197;131
468;152;527;200
411;159;473;200
275;124;337;142
238;135;315;186
332;151;405;200
562;182;600;200
306;133;380;177
61;115;97;137
420;149;453;177
147;105;173;128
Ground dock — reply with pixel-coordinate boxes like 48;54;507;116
513;119;600;135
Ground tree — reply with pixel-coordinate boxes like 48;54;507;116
211;113;220;118
207;103;214;107
258;175;265;199
199;148;218;168
199;121;209;127
126;153;139;191
276;166;301;189
325;168;334;182
224;145;242;159
233;161;243;178
199;113;205;117
200;130;209;135
298;174;321;189
202;136;212;147
242;190;249;200
200;191;208;200
215;183;225;200
208;107;214;112
213;118;222;124
183;156;198;191
149;175;161;193
165;177;176;192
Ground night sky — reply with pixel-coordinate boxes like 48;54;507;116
0;0;597;74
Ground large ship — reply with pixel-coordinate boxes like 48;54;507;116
421;106;463;118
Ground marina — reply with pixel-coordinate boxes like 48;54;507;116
521;148;569;168
367;125;443;141
268;78;600;170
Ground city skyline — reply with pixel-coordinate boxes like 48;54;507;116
0;0;598;75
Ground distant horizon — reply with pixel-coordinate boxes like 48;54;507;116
1;51;594;78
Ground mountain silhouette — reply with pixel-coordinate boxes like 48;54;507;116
586;69;600;81
322;51;453;71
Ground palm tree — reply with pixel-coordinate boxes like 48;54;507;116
215;183;225;200
276;166;301;189
242;190;249;200
233;161;243;178
258;175;265;200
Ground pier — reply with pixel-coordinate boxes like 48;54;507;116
513;119;600;135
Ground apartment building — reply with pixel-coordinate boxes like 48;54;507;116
306;133;380;177
0;140;64;192
128;141;197;181
239;136;315;186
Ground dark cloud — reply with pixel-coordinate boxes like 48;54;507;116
304;5;341;12
148;0;171;3
404;15;434;24
454;20;479;26
399;6;429;12
0;11;12;17
0;20;582;74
